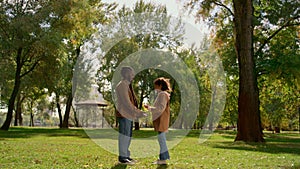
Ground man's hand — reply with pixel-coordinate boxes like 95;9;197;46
136;111;148;118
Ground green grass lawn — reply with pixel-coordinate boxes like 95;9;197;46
0;127;299;169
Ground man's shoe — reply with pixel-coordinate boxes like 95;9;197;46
128;158;137;163
118;159;135;165
152;160;167;165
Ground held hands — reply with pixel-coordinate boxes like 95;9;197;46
144;104;152;114
142;112;148;117
133;104;154;118
135;104;150;118
136;110;148;118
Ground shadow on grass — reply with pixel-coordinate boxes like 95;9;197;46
281;164;300;169
214;142;300;155
109;164;169;169
212;133;300;156
2;127;299;157
156;164;169;169
185;129;237;138
0;127;89;139
182;129;300;156
110;163;128;169
0;127;165;139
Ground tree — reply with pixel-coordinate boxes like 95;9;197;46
186;0;300;142
96;0;184;130
232;0;264;142
260;77;300;132
220;76;238;128
24;87;48;127
58;0;116;129
0;0;73;130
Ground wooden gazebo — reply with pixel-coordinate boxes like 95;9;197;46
75;99;108;128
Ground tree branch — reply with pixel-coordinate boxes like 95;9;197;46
20;47;33;65
257;69;269;77
0;22;10;39
213;1;234;17
254;16;300;57
20;60;40;78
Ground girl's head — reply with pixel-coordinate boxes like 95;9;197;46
153;77;172;92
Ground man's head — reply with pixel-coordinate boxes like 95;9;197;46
121;66;135;82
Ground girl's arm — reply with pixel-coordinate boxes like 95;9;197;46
148;92;168;120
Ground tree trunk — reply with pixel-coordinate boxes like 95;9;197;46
14;94;23;126
134;121;140;130
61;46;79;129
18;107;23;126
19;96;25;126
30;112;34;127
28;100;34;127
233;0;264;142
1;48;22;131
61;92;73;128
169;79;176;102
208;87;217;131
14;107;18;126
134;87;145;130
55;94;63;128
73;106;79;127
298;107;300;133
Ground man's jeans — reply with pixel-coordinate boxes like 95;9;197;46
158;132;170;160
118;117;133;161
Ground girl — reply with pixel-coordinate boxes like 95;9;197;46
145;77;171;165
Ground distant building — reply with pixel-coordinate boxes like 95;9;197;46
74;84;108;128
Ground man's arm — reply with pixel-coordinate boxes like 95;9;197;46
116;82;145;118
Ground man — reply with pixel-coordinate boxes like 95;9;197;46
115;66;146;165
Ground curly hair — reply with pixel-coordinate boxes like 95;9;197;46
153;77;172;92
